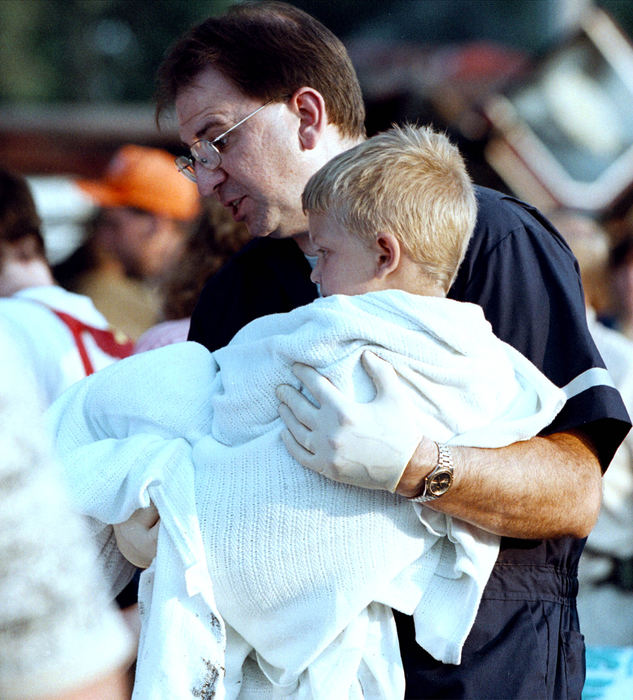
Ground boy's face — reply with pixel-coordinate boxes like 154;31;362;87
308;213;380;297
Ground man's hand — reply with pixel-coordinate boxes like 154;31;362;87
275;351;425;491
113;503;159;568
277;353;603;538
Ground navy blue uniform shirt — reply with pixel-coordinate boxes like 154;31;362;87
189;186;630;699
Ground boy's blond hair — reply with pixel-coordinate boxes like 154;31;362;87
302;124;477;291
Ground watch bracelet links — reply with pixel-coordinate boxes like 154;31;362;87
408;442;454;503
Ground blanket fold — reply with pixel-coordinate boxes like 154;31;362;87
47;290;566;699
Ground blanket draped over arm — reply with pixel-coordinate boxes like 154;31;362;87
47;290;566;700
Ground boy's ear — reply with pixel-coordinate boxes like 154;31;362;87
375;232;401;279
288;87;327;151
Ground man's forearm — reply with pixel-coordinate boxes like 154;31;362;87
396;430;603;539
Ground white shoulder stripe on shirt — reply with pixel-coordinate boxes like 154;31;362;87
562;367;616;399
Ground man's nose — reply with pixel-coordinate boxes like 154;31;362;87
195;165;226;196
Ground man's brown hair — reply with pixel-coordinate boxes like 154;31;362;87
0;169;45;259
156;1;366;140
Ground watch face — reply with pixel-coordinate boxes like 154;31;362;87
428;468;453;496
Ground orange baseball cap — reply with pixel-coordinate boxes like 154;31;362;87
76;144;201;221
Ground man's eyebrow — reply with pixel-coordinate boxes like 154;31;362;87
194;116;228;141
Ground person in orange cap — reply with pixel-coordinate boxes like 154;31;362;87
54;144;201;340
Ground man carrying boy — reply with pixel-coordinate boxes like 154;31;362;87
50;123;566;697
144;2;630;696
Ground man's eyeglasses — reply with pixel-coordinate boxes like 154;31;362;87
175;100;273;183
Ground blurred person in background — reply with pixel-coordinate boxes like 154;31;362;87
608;233;633;341
0;166;140;657
133;196;249;353
0;324;134;700
54;144;200;340
0;168;134;408
551;210;633;647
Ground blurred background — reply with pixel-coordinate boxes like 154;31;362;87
3;0;633;262
3;2;633;695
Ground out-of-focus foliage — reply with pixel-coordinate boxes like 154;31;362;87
0;0;233;102
1;0;632;104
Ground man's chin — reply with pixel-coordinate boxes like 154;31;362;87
269;230;299;240
248;227;294;241
245;215;307;244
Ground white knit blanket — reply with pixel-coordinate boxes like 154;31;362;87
47;290;566;699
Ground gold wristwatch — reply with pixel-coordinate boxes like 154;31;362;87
409;443;454;503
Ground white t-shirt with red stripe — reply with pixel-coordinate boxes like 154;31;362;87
0;285;132;408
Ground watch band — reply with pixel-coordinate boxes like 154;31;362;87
409;442;454;503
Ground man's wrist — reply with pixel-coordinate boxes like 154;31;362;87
409;443;454;502
395;437;438;498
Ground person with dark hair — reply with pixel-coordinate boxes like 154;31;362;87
0;167;46;263
54;144;201;340
155;2;366;142
0;168;133;408
133;2;629;697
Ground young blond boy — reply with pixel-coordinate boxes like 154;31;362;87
279;124;481;492
48;125;564;699
304;123;476;301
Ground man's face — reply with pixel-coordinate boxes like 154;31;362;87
97;207;185;280
308;212;379;297
176;67;310;240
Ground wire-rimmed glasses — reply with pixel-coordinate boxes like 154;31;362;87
175;101;273;182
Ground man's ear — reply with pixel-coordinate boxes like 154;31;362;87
288;87;327;151
375;232;401;279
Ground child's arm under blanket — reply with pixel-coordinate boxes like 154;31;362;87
44;341;218;590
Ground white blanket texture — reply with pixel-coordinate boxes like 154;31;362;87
47;290;566;699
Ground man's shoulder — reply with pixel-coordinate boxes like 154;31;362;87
463;186;573;274
473;186;560;239
473;185;512;221
473;184;536;214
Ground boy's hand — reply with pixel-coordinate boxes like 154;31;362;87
113;503;159;568
276;351;424;491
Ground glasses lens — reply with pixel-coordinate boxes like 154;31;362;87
191;141;221;171
175;156;197;182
